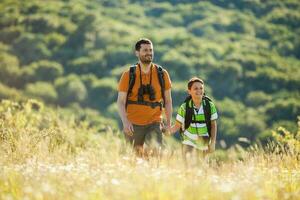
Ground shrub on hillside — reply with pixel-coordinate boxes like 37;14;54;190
272;117;300;155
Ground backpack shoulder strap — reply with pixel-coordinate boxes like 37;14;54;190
128;65;137;95
155;64;166;107
203;96;212;137
125;64;137;108
181;95;213;137
184;96;193;130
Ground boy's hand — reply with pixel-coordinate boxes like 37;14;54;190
164;128;171;136
208;141;216;153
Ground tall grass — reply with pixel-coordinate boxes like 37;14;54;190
0;100;299;200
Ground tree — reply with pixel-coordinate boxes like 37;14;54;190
25;82;58;103
12;33;51;65
25;60;64;82
0;52;21;87
245;91;272;107
207;62;243;99
265;98;300;124
55;74;87;106
161;49;194;80
88;78;117;111
0;26;22;44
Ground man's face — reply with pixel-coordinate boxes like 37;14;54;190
136;43;153;64
188;82;204;99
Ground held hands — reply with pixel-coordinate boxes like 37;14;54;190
161;121;181;136
160;123;172;136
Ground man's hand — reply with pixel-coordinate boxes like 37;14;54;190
123;119;134;136
117;92;134;136
160;123;171;136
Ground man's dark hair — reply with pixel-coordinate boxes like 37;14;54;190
135;38;152;51
187;77;204;90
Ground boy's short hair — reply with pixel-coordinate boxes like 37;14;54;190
135;38;152;51
188;77;204;90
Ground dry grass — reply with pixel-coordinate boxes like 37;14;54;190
0;100;299;200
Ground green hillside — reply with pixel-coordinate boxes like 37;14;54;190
1;0;299;147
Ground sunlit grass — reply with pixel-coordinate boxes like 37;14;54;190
1;100;300;200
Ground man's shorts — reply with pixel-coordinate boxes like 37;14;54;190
125;122;163;148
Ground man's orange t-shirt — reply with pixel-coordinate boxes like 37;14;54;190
118;64;172;125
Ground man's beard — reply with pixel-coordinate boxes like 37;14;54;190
140;55;152;64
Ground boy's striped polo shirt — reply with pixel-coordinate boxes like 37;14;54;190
176;99;218;150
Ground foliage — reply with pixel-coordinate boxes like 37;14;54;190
25;82;58;103
272;117;300;155
22;60;64;83
54;74;87;106
0;0;299;146
0;51;21;87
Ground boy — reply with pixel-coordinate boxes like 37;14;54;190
167;77;218;161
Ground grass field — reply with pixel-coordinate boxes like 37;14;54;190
1;100;299;200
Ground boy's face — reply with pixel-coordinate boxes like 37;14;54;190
188;82;204;99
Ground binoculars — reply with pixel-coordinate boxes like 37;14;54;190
138;84;156;101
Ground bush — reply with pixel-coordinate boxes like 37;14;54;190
272;117;300;155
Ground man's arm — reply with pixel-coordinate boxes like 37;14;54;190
164;88;172;128
117;91;134;135
209;120;217;152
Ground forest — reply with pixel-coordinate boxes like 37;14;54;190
1;0;299;147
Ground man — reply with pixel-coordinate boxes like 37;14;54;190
117;38;172;157
167;77;218;163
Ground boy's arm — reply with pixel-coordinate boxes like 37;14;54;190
209;120;217;152
168;121;181;135
170;121;181;134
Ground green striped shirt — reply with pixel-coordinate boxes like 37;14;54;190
176;99;218;150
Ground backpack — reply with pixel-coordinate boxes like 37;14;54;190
181;95;212;138
126;63;165;109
